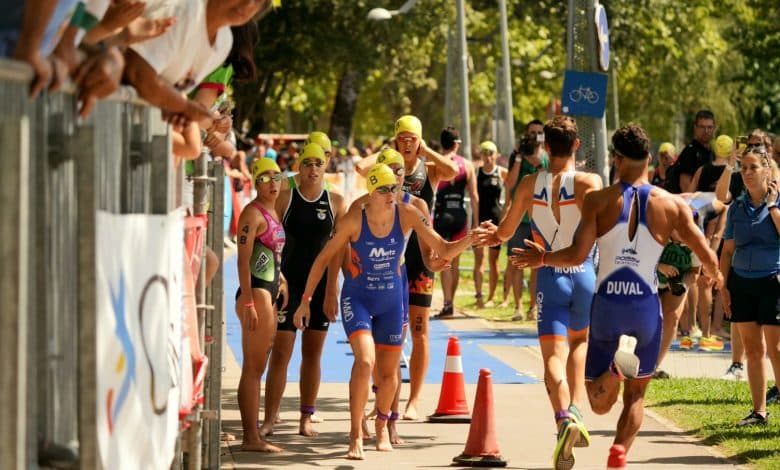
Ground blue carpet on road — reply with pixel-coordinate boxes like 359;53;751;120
223;254;537;384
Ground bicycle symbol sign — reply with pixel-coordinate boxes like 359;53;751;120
560;70;608;118
568;86;600;104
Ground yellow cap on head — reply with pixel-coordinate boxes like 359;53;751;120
658;142;676;155
252;157;282;182
714;135;734;158
366;164;397;194
304;131;332;153
299;143;327;162
376;148;404;167
480;140;498;154
394;115;422;138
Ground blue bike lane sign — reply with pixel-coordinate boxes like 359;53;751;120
560;70;608;118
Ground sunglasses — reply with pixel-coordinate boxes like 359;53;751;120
743;144;769;157
398;136;418;144
388;165;405;176
256;173;283;183
375;185;400;194
301;159;324;168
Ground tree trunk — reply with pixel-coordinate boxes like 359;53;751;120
329;67;364;145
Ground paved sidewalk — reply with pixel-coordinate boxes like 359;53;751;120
219;316;744;469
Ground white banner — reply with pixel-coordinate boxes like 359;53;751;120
96;211;184;469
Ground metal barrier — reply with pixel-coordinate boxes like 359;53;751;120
0;57;223;469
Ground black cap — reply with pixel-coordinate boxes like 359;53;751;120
440;126;461;150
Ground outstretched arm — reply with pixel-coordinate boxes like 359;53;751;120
402;204;472;261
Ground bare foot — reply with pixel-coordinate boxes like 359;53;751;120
402;401;419;421
375;419;393;452
499;299;509;308
366;407;377;420
221;432;236;441
362;414;372;440
257;421;274;437
309;413;324;423
484;299;495;308
241;438;283;453
388;419;404;445
347;436;364;460
274;414;283;424
299;414;319;437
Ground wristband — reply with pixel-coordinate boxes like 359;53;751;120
302;293;313;303
725;165;734;172
768;204;779;211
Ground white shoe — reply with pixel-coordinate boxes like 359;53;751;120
613;335;640;379
689;327;703;339
721;362;745;381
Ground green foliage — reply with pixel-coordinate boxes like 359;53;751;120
646;378;780;469
241;0;777;144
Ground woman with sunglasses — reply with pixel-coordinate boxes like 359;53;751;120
259;142;346;438
234;157;287;452
720;146;780;426
293;164;473;460
352;149;449;444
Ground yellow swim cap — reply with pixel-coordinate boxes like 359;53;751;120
394;115;422;138
304;131;332;153
480;140;498;154
252;157;281;182
299;143;327;162
366;164;397;194
714;135;734;159
376;148;404;167
658;142;676;155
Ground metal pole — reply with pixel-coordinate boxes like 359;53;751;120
498;0;515;155
185;146;210;470
588;0;608;183
444;25;454;128
611;63;619;130
456;0;472;159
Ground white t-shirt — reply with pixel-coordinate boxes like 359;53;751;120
130;0;232;93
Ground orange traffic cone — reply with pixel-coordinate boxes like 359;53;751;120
452;368;507;467
428;336;471;423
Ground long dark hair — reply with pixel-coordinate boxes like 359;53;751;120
228;22;259;82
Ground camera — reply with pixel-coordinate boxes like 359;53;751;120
668;275;687;296
518;134;536;156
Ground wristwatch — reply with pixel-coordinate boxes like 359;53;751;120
767;203;778;211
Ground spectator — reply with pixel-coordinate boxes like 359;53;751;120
720;145;780;426
503;120;549;320
671;110;716;194
650;142;676;189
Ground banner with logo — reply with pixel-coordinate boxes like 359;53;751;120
96;211;184;469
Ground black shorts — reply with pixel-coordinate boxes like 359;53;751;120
405;233;434;308
276;278;331;332
726;269;780;326
235;276;280;305
434;209;468;241
507;222;532;254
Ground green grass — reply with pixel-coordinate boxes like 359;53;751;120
450;249;536;324
645;378;780;469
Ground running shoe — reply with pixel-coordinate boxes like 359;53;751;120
721;362;745;381
699;336;725;352
552;419;579;470
653;369;671;379
690;326;703;339
767;385;779;405
736;410;768;427
567;404;591;448
613;335;640;379
678;336;694;350
606;444;627;469
433;303;454;319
